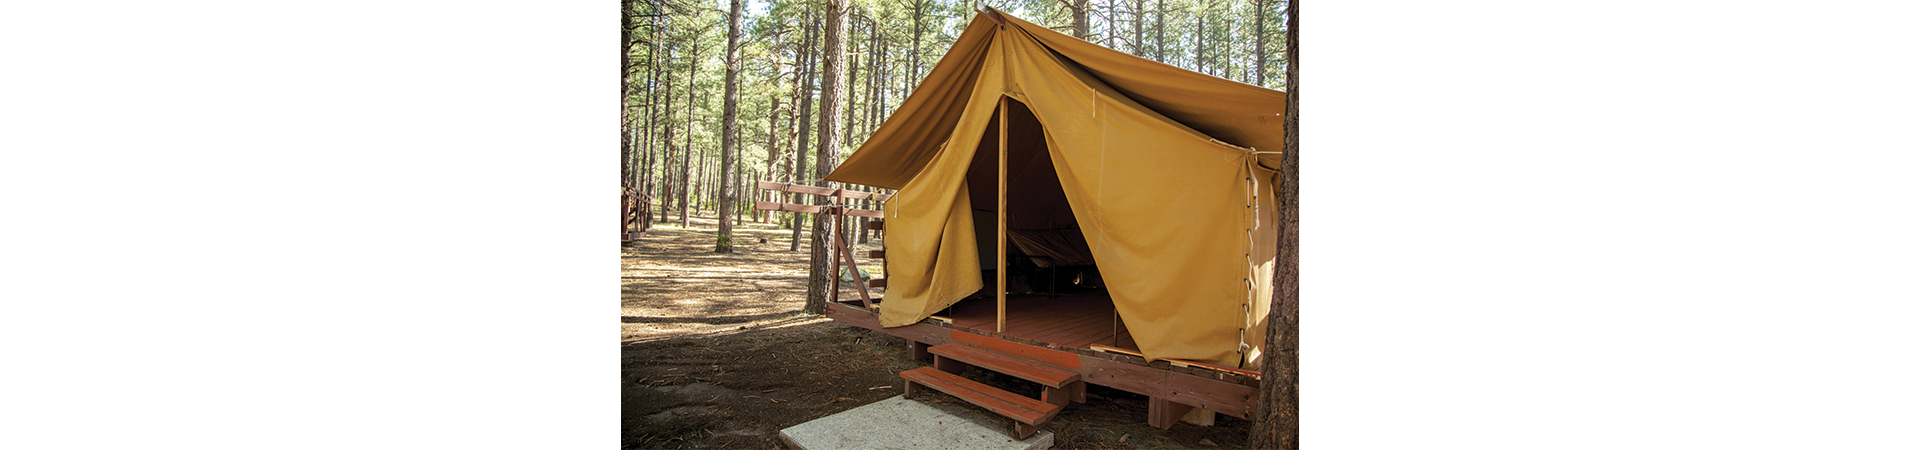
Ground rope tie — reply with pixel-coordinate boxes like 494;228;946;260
1230;144;1283;368
1236;150;1261;367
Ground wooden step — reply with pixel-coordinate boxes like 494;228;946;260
900;367;1061;439
929;343;1079;388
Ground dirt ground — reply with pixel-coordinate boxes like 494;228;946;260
622;213;1251;449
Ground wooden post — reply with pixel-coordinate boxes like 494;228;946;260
829;190;842;305
1149;397;1197;430
996;97;1008;333
834;200;875;310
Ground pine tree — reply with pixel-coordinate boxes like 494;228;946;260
716;0;745;252
805;0;850;315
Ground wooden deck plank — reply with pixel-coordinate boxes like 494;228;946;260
1002;312;1099;342
824;302;952;345
900;367;1055;424
941;293;1126;351
1168;359;1263;379
951;330;1083;369
1020;311;1120;344
1053;328;1124;349
996;298;1086;326
959;294;1096;322
825;298;1257;424
1082;356;1256;419
931;343;1080;388
1017;308;1117;342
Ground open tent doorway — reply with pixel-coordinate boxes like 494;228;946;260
826;8;1281;369
933;97;1135;350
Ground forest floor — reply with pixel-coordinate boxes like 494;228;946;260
622;212;1251;449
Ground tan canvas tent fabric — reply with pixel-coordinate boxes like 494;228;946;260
824;9;1285;368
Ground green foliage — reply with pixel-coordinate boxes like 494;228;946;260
624;0;1286;209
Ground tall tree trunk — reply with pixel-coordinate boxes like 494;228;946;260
781;81;799;230
641;26;660;232
659;67;677;224
704;150;714;213
866;20;880;137
764;95;781;224
790;17;819;252
679;87;694;226
880;36;892;120
679;37;699;228
910;0;925;79
1254;0;1268;86
1154;0;1166;62
1104;0;1116;46
621;0;635;238
1248;0;1297;447
1072;0;1091;39
806;0;849;315
716;0;743;252
1193;13;1206;74
1131;0;1145;55
843;18;858;145
651;22;668;226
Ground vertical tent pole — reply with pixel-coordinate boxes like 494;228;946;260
997;97;1009;333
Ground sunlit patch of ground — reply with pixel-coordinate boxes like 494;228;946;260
622;213;884;343
622;211;1249;449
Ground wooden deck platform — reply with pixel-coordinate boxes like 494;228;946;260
938;292;1139;351
824;296;1260;423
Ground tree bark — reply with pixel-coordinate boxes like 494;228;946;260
621;0;636;238
679;36;699;228
910;0;925;79
764;95;781;224
789;16;818;252
1193;11;1206;74
641;19;660;232
659;64;677;224
1104;0;1116;46
1130;0;1145;55
716;0;744;252
806;0;849;315
844;17;859;145
1073;0;1091;40
1253;0;1267;86
693;143;708;215
865;19;880;137
1248;0;1298;448
1153;0;1165;62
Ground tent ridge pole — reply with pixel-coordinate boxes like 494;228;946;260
997;96;1008;333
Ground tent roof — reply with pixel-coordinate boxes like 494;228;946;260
826;8;1286;189
820;8;1285;367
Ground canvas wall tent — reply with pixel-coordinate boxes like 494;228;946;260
825;9;1286;368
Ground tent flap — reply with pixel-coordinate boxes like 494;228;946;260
827;9;1284;369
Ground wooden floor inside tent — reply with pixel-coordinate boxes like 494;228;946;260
937;292;1141;352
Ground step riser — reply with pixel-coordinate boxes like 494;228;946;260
904;379;1047;440
899;367;1062;440
934;354;1085;407
929;343;1081;388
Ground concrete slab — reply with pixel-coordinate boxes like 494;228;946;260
779;395;1053;450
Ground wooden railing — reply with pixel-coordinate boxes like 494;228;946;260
753;181;888;311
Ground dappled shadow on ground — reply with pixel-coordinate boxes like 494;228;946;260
620;312;794;325
622;319;924;449
622;213;1247;449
